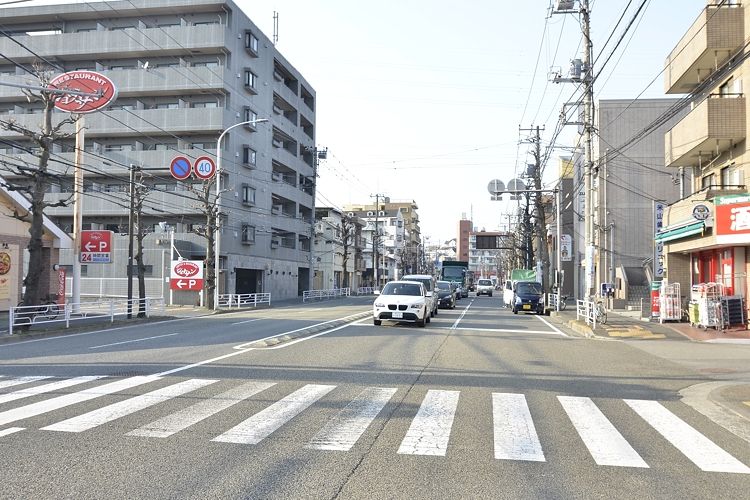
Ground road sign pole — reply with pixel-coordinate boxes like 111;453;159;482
127;163;136;319
72;117;84;313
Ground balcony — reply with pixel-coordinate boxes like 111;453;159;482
664;5;744;94
664;95;745;167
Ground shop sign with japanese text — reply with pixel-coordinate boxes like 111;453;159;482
716;199;750;244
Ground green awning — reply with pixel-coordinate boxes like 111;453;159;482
654;221;705;243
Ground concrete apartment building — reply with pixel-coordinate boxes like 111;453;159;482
313;207;366;290
0;0;316;301
585;98;685;304
343;199;421;284
659;0;750;303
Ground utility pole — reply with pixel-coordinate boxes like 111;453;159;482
126;163;138;319
370;193;386;287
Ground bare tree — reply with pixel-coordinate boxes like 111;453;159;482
185;180;221;309
339;215;355;288
132;170;149;318
0;68;77;306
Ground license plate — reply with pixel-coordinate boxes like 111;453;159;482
522;304;531;310
392;311;403;318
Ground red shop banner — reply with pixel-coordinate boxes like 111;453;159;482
716;200;750;244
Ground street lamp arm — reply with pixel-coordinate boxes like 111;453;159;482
217;118;269;146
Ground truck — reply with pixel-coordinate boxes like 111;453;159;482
503;269;539;307
440;260;469;298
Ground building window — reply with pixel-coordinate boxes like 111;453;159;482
154;102;179;109
192;101;218;108
245;31;259;55
192;60;219;68
241;184;256;205
242;146;256;166
243;107;258;128
702;174;716;189
244;70;257;92
241;224;255;244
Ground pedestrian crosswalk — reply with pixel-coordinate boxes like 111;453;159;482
0;375;747;474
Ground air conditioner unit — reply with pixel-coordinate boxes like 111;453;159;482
272;204;282;214
555;0;575;11
270;238;280;248
272;104;282;115
272;172;282;181
273;70;283;82
272;138;283;148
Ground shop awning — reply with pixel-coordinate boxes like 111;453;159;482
654;221;705;243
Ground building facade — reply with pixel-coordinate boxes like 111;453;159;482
660;0;750;304
313;207;366;290
0;0;316;301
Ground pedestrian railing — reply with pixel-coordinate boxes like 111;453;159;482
357;287;376;295
576;299;597;329
218;293;271;309
302;288;351;302
547;293;559;311
9;297;165;335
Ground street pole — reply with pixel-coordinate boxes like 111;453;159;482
582;0;595;298
127;163;136;319
556;188;562;311
72;117;84;312
213;118;268;310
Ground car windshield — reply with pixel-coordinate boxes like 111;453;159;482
436;281;452;290
478;280;492;286
404;277;432;291
516;282;542;295
381;282;423;296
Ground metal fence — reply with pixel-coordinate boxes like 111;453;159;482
576;299;597;329
302;288;351;302
356;287;376;295
9;297;165;335
65;277;164;299
217;293;271;309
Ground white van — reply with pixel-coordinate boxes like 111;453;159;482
503;280;514;308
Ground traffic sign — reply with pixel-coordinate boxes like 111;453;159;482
170;156;192;180
80;230;113;263
170;260;204;291
193;156;216;180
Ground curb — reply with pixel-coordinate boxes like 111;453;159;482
680;381;750;445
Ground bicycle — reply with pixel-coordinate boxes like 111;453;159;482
558;294;569;311
594;299;607;324
15;295;61;323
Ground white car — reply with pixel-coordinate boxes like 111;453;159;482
476;278;494;296
401;274;438;317
373;280;430;327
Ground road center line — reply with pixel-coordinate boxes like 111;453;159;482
231;318;263;326
451;302;472;329
88;332;181;350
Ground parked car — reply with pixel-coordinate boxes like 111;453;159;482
435;280;456;309
373;280;429;327
476;278;494;297
502;279;514;308
512;281;545;315
401;274;438;317
450;281;461;301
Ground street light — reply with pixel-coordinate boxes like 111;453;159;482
214;118;268;310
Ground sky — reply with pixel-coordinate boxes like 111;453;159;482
21;0;708;244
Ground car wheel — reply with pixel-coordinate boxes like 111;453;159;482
489;292;493;297
373;319;381;326
417;316;426;327
513;308;518;314
434;307;438;316
426;313;431;324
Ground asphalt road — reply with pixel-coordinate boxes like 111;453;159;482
0;296;748;499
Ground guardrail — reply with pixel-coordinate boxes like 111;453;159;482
218;293;271;309
356;287;376;295
9;297;165;335
547;293;559;311
302;288;351;303
576;299;597;329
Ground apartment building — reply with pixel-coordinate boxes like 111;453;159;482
660;1;750;301
0;0;316;300
313;207;366;290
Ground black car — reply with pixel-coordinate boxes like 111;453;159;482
512;281;545;315
435;280;456;309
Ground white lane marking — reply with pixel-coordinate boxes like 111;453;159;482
88;332;181;350
212;384;336;445
625;399;750;474
231;318;264;326
450;303;472;330
559;396;648;468
43;378;217;433
0;376;53;390
432;327;564;336
264;323;354;349
307;387;397;451
127;381;276;438
233;312;368;350
534;314;569;337
0;376;105;405
0;375;160;427
0;427;24;437
397;390;460;456
493;393;545;462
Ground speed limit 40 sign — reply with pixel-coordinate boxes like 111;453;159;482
193;156;216;180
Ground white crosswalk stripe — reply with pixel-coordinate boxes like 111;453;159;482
307;387;397;451
212;384;336;445
0;376;105;406
398;390;460;456
0;376;53;390
0;427;24;437
43;378;218;433
559;396;648;468
625;399;750;474
127;381;276;438
493;393;545;462
0;375;160;427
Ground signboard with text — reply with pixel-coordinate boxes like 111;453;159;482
653;201;666;278
170;260;204;291
716;199;750;244
80;230;113;263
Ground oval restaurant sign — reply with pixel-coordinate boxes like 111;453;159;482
48;71;118;113
170;260;204;291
